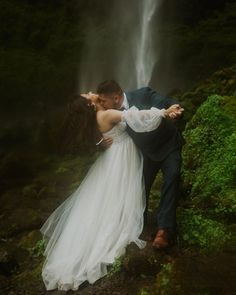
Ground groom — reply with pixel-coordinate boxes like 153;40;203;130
96;80;184;250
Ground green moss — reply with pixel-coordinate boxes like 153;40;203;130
155;262;177;295
107;256;124;278
182;94;236;219
18;230;42;249
222;94;236;116
177;209;231;251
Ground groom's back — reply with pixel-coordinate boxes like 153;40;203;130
125;87;183;161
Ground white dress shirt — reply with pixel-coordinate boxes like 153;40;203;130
120;93;130;110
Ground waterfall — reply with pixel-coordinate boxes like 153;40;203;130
78;0;162;92
135;0;161;87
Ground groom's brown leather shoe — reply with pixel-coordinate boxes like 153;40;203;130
152;229;170;249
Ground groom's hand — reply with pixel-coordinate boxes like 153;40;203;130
169;110;183;119
166;104;184;119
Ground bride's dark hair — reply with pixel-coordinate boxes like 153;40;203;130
60;95;102;154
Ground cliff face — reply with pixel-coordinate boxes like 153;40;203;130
152;1;236;92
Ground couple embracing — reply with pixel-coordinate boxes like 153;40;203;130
40;80;184;291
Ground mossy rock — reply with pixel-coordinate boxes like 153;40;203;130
167;251;236;295
11;247;29;266
0;187;44;212
0;189;22;211
0;152;37;180
0;243;19;276
0;275;9;293
37;186;58;199
0;208;43;238
182;94;236;218
38;197;62;214
223;224;236;253
21;184;38;199
11;260;45;294
179;64;236;120
18;230;42;249
123;251;161;277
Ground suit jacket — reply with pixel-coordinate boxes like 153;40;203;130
125;87;184;161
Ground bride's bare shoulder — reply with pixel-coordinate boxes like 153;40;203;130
97;109;122;124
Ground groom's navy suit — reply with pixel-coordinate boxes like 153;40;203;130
125;87;184;236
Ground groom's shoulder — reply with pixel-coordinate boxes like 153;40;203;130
126;86;152;97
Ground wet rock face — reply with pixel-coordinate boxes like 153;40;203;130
0;274;9;288
0;208;43;239
171;0;228;25
169;251;236;295
18;230;42;250
0;244;18;276
177;64;236;126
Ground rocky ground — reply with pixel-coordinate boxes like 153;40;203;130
0;176;235;295
1;220;235;295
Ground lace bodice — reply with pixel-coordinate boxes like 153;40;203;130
102;121;128;143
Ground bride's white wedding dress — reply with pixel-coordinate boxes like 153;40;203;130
40;107;165;291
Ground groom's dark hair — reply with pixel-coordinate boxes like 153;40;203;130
97;80;123;96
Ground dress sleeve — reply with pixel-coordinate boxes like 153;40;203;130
121;106;166;132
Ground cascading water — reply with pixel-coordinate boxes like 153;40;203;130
135;0;161;87
78;0;162;92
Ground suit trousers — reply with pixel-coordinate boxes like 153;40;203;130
143;148;182;236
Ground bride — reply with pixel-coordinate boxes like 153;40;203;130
40;92;181;291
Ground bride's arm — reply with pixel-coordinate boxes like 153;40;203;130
99;105;183;130
121;105;183;132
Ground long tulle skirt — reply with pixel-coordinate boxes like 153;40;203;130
40;135;146;291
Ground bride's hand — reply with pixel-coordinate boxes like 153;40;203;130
81;92;99;104
88;92;99;102
96;137;113;149
102;137;113;148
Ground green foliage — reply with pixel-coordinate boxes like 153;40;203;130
28;239;46;258
107;257;123;278
139;289;150;295
178;209;231;251
156;263;175;295
183;94;236;218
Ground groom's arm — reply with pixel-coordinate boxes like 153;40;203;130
129;87;179;109
147;87;179;109
145;87;184;120
141;87;184;122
